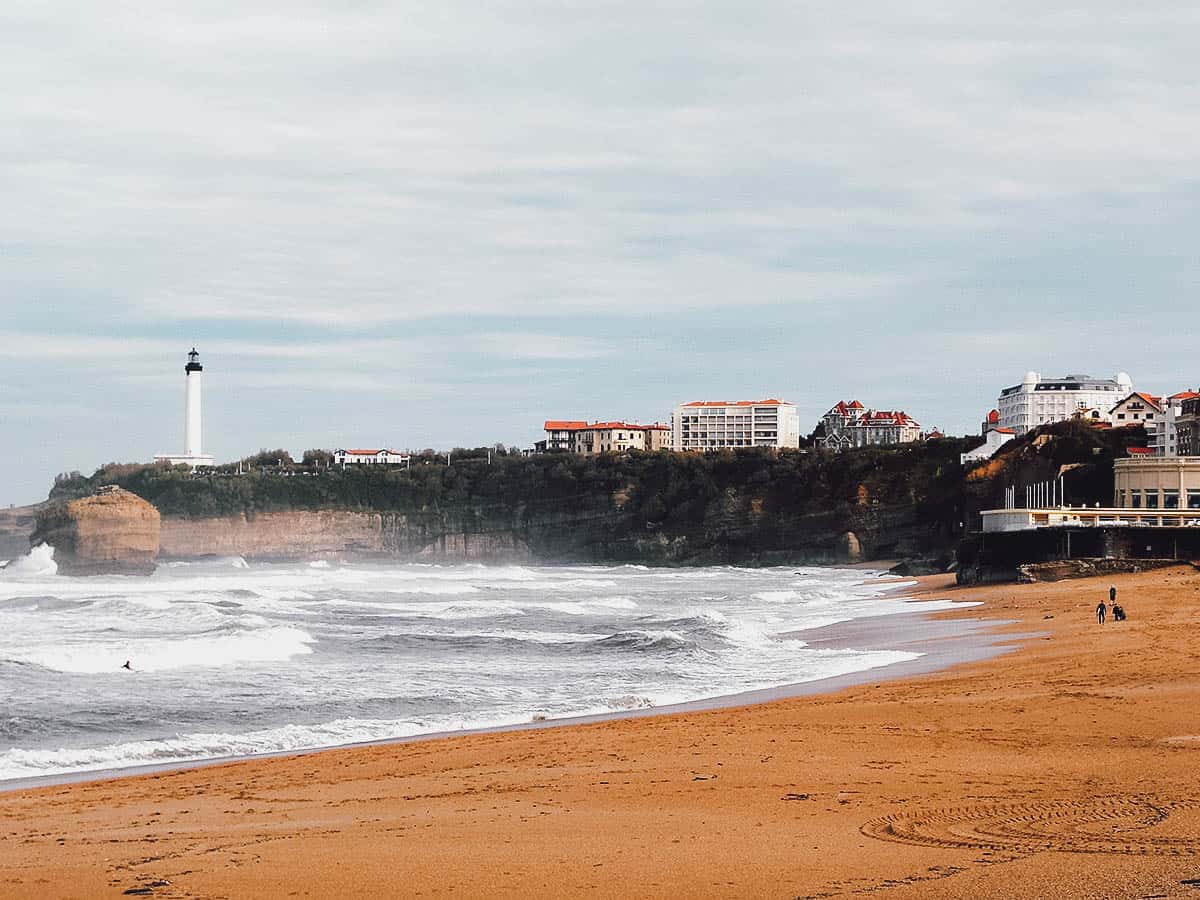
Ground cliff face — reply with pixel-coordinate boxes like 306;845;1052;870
0;504;41;561
160;511;533;562
154;499;929;566
32;487;160;575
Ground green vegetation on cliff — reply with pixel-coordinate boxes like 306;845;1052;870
53;440;977;564
52;421;1144;565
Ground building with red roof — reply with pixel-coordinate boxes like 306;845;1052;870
332;448;411;466
537;420;671;455
818;401;923;450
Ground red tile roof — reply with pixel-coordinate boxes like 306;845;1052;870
994;427;1016;434
827;400;865;416
1127;447;1153;456
546;421;671;432
858;410;920;426
1113;392;1163;413
1170;390;1200;401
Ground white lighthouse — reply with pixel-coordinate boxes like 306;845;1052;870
154;348;216;468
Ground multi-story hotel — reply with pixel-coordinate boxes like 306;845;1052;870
671;399;801;451
997;371;1133;434
538;421;670;455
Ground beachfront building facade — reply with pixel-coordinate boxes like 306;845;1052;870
997;371;1133;435
333;448;411;466
671;399;801;451
537;421;671;455
1113;457;1200;511
818;400;922;450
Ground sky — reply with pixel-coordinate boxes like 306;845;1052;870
2;1;1198;504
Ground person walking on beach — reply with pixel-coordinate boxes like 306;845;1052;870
1110;585;1117;605
1097;600;1107;625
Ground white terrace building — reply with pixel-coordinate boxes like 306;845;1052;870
997;371;1133;435
333;448;410;466
671;399;801;451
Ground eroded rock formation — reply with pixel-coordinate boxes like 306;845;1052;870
32;487;160;575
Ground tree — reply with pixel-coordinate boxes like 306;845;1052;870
241;449;295;469
302;449;333;469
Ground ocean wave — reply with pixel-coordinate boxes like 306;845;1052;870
3;625;316;674
0;716;429;781
593;629;692;652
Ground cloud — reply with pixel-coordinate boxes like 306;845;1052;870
1;1;1198;500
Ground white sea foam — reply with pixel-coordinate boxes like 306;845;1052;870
0;562;974;783
1;544;58;578
3;625;315;673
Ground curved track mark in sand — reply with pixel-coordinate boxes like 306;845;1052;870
861;796;1200;855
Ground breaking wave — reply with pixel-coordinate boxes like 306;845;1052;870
0;560;964;783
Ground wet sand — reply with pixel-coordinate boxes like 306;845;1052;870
4;567;1200;898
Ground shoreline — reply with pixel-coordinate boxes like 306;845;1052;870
9;567;1197;898
0;578;1007;793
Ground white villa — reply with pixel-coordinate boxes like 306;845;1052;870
333;448;411;466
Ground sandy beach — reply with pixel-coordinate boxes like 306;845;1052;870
5;566;1200;899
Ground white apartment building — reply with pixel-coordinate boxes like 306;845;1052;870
997;371;1133;434
671;399;801;451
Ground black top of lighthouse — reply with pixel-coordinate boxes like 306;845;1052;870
185;348;203;373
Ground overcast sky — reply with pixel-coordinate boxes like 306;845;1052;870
2;1;1198;503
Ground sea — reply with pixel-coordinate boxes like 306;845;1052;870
0;546;962;784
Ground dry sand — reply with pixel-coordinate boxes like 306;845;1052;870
4;567;1200;899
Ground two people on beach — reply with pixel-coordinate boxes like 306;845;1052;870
1098;586;1126;624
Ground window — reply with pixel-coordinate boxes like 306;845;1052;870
1116;490;1126;506
1117;414;1126;420
1188;490;1200;510
1164;490;1180;509
1146;491;1160;510
1130;490;1142;509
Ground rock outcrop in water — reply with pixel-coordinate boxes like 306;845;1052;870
32;486;160;575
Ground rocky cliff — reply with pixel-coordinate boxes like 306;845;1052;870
0;504;41;562
159;510;532;562
31;487;160;575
